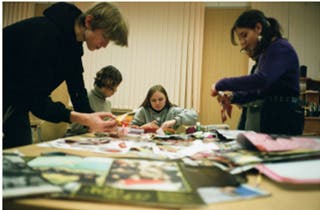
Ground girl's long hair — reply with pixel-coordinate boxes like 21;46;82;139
140;84;175;108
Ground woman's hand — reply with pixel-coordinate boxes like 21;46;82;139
210;84;219;97
161;119;176;129
217;94;233;122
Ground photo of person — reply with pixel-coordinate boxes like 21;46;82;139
105;159;190;192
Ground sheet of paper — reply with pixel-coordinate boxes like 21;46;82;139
198;184;270;204
256;159;320;184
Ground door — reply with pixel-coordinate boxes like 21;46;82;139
200;8;248;129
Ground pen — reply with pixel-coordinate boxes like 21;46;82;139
40;151;67;156
269;134;291;140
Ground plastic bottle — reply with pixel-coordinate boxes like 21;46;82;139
196;122;202;132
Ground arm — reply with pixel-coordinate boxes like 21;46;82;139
130;107;147;126
162;107;198;129
70;111;117;132
231;90;261;104
66;63;93;113
66;91;114;136
30;96;72;123
29;60;93;122
130;107;159;129
30;96;117;133
215;41;295;93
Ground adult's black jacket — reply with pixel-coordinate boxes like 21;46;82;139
3;2;93;123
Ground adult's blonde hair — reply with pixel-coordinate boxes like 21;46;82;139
78;2;128;46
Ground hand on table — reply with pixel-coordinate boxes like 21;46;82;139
140;120;160;130
130;124;141;129
161;119;176;129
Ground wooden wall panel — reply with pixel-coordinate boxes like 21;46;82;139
200;8;248;128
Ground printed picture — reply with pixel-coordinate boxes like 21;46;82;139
28;155;113;188
105;159;191;192
3;154;61;198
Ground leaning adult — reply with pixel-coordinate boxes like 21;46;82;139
3;2;128;148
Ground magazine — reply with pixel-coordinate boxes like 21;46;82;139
3;153;62;199
198;184;270;204
236;132;320;152
27;155;206;207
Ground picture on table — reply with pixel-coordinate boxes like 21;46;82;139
105;159;191;192
27;155;113;187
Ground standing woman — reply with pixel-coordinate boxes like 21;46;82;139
211;9;304;135
3;2;128;148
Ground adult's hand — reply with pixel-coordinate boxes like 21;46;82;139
70;111;118;133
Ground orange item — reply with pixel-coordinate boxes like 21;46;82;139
143;127;158;133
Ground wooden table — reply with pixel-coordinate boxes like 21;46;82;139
304;116;320;135
4;143;320;210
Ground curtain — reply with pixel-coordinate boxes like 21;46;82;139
2;2;35;27
81;2;205;111
3;2;205;111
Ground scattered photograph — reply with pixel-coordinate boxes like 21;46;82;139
105;159;191;192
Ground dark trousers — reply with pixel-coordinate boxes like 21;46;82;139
3;104;32;149
237;107;247;130
260;102;304;136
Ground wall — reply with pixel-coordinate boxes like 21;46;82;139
200;8;247;128
3;2;320;132
252;2;320;80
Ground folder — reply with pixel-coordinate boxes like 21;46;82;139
256;159;320;184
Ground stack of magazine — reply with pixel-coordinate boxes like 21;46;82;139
3;152;270;207
3;153;62;199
